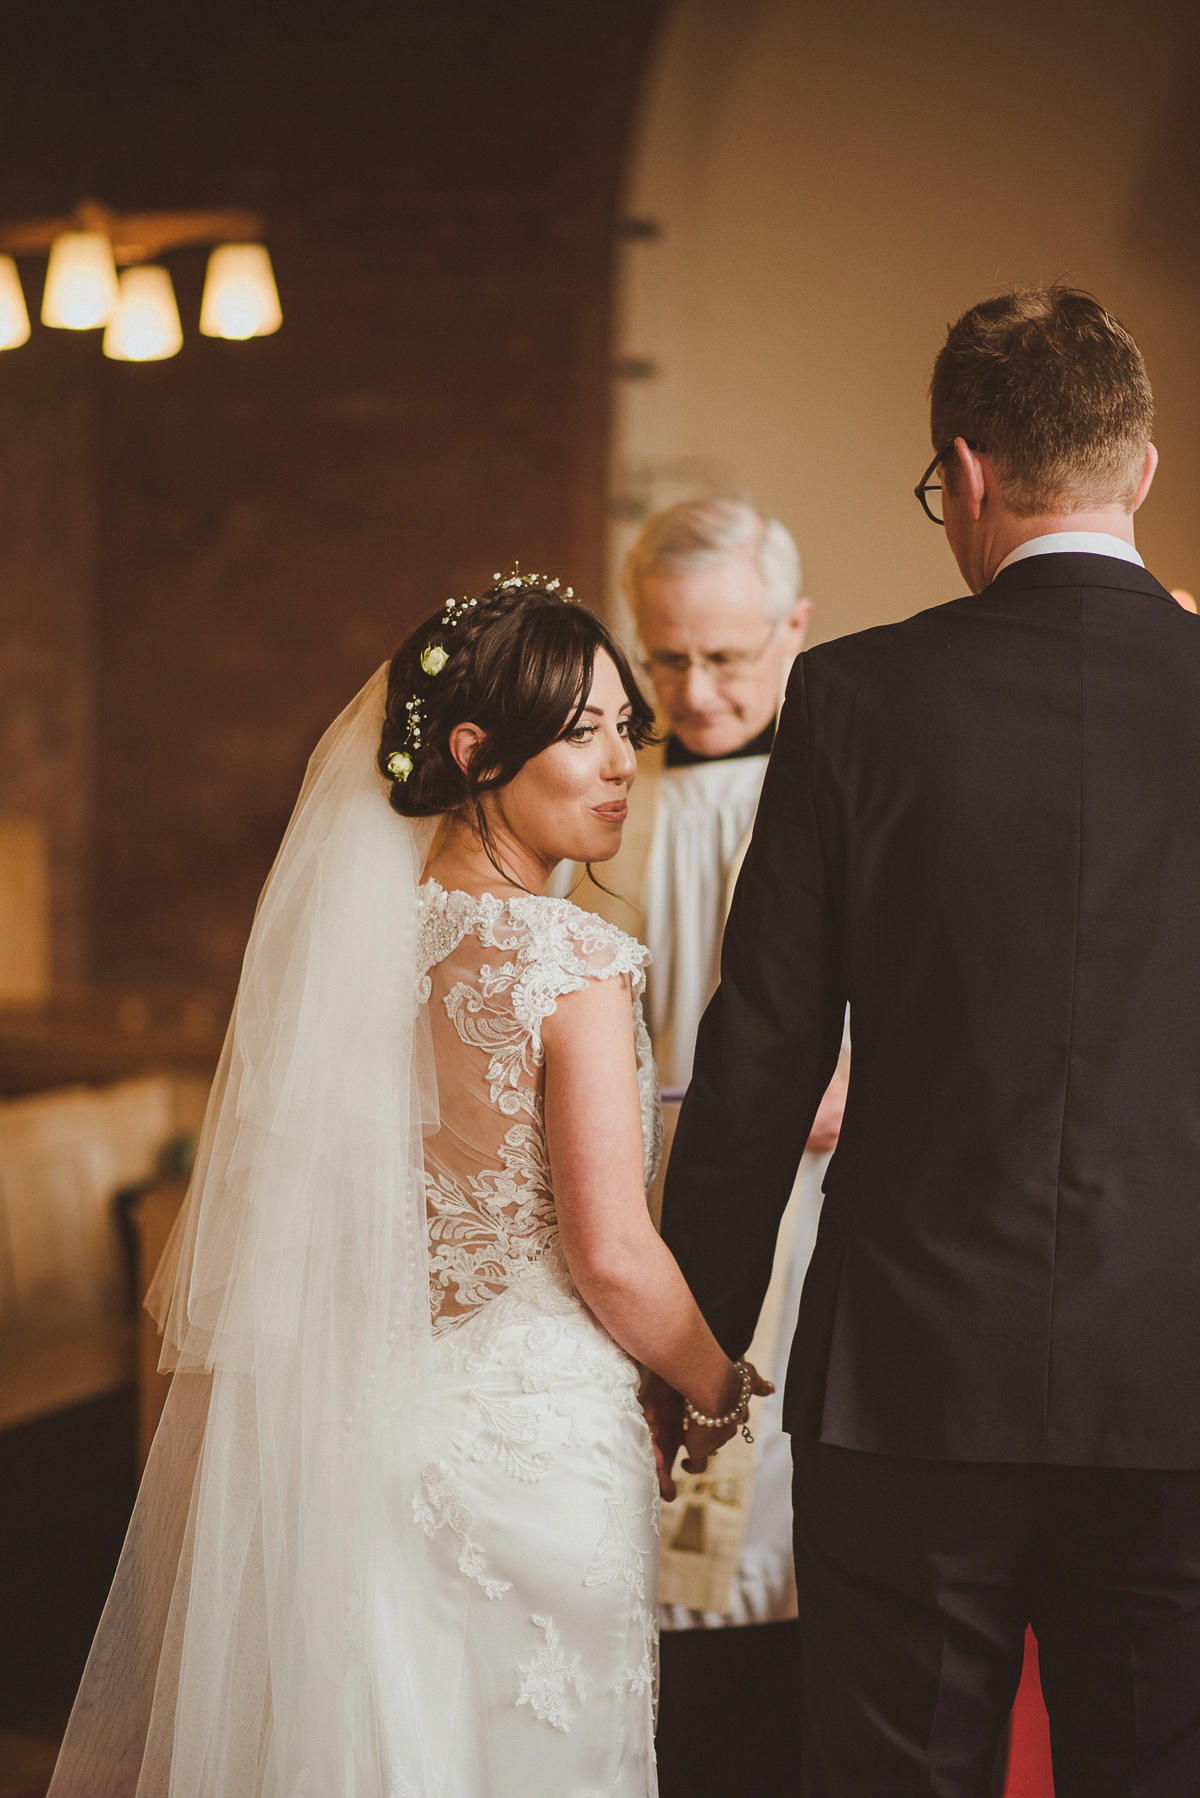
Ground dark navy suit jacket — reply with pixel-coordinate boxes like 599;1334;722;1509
662;554;1200;1467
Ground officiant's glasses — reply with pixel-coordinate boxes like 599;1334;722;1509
915;440;987;524
639;622;780;686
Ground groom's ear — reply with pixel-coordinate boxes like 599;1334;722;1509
1132;440;1158;513
950;438;989;521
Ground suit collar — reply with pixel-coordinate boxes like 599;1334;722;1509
986;551;1176;605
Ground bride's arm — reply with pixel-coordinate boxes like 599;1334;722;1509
542;972;748;1430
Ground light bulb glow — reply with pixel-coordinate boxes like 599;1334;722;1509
0;256;30;349
41;231;119;329
199;242;281;340
102;265;183;362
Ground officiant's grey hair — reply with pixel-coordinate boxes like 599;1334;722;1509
622;498;801;625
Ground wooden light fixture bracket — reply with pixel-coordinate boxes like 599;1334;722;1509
0;200;264;265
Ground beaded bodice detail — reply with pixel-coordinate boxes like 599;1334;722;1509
417;882;662;1336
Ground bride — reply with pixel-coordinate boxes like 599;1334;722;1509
49;573;768;1798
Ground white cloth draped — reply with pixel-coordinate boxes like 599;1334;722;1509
550;742;821;1631
659;1149;827;1629
632;750;823;1632
642;756;770;1092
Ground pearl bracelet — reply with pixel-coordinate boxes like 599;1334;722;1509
683;1359;755;1445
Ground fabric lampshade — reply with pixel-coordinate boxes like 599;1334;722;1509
102;265;183;362
0;256;30;349
41;230;119;329
199;242;281;340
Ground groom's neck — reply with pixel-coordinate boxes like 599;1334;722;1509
986;505;1137;583
951;501;1139;594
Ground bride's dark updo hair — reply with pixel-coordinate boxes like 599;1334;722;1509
379;576;656;826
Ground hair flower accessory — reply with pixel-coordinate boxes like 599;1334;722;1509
490;567;574;599
441;595;478;628
420;643;448;676
385;693;425;784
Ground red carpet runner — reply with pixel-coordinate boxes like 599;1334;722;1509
1003;1628;1054;1798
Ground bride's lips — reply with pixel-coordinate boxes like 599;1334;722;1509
592;800;628;823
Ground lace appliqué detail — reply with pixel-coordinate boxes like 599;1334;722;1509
413;1459;512;1600
414;885;488;1006
633;1001;663;1191
585;1492;649;1600
444;974;539;1118
417;887;645;1033
517;1614;589;1732
425;1121;557;1327
619;1606;659;1699
471;1389;554;1482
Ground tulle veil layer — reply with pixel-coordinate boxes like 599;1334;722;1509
49;667;458;1797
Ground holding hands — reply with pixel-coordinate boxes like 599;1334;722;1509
641;1359;774;1502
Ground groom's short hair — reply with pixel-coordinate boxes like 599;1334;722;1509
930;286;1153;517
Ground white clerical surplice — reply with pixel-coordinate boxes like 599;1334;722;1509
555;737;836;1632
643;754;768;1092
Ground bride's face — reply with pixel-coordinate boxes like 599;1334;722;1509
490;650;639;869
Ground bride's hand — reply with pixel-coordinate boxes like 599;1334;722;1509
680;1413;738;1471
681;1360;774;1474
640;1372;686;1502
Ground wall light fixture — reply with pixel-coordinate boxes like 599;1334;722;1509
0;255;31;348
0;201;280;358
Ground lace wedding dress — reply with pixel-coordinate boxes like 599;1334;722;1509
48;671;663;1798
391;880;664;1795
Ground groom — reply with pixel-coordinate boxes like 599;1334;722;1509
660;287;1200;1793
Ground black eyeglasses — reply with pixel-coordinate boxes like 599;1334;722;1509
915;440;986;524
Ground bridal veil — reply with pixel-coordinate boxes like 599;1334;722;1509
50;666;455;1797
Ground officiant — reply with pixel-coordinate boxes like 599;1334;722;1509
557;497;848;1795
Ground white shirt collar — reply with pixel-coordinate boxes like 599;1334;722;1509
996;531;1144;576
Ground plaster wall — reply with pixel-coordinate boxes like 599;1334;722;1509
612;0;1200;643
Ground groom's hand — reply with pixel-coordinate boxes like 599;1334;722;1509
640;1371;685;1502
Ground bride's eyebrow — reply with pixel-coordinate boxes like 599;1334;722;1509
575;698;632;721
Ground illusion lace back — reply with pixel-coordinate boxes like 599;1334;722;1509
418;881;663;1334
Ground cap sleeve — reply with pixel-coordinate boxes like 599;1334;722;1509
502;895;650;1054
